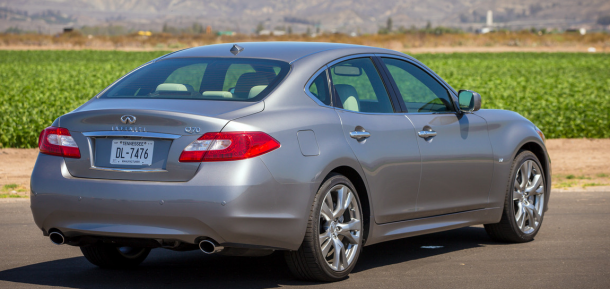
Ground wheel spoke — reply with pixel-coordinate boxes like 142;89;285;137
343;192;354;213
513;189;523;201
534;184;545;195
525;204;540;224
338;230;359;245
524;205;535;227
519;165;528;191
333;187;347;219
516;203;526;230
320;201;333;221
321;235;333;257
525;161;533;180
332;238;347;270
525;174;542;194
339;219;361;232
319;230;331;245
513;178;521;195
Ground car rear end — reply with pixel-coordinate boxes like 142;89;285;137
30;55;311;251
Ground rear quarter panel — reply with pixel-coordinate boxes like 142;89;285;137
220;76;370;244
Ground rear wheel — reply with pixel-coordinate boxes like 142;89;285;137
485;150;546;242
285;174;364;282
80;244;151;269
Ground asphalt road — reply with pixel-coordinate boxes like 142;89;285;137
1;190;609;289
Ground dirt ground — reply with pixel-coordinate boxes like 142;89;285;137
1;139;609;196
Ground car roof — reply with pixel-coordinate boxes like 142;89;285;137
160;42;404;63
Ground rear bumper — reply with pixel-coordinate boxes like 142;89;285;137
30;154;314;250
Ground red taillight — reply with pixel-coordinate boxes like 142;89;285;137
38;127;81;158
179;132;280;162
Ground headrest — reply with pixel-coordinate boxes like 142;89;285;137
234;72;270;99
248;85;268;99
156;83;194;92
342;96;359;112
334;84;360;111
202;91;233;98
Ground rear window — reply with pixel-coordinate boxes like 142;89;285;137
100;58;290;101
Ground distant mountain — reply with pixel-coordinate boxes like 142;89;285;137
1;0;609;34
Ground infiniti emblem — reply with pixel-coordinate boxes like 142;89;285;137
121;115;136;124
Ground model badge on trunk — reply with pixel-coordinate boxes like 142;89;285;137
112;126;146;132
185;127;201;134
121;115;137;124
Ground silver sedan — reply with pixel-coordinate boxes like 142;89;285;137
31;42;550;282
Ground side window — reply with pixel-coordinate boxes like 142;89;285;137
308;70;331;105
381;58;453;113
329;58;394;113
164;63;208;92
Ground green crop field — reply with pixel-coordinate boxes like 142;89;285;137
1;50;609;148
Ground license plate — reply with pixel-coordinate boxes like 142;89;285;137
110;139;154;166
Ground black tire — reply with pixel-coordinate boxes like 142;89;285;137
80;244;151;269
485;150;547;243
284;173;364;282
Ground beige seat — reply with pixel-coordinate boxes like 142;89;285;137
233;73;270;99
334;84;360;112
156;83;190;92
248;85;268;99
202;91;233;98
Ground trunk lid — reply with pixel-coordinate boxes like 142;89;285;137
60;99;263;181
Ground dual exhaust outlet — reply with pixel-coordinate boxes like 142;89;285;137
198;239;223;254
49;232;66;245
48;231;223;255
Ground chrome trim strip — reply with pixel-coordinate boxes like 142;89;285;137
302;53;461;116
89;166;167;173
82;131;181;139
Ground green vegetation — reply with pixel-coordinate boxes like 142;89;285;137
415;53;610;140
0;50;167;148
596;173;609;178
555;181;577;189
1;51;609;148
583;183;606;189
0;183;28;198
0;194;27;198
2;184;18;191
565;175;590;180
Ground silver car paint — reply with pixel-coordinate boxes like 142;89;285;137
30;42;550;251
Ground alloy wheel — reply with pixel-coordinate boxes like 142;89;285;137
318;184;362;271
512;160;545;234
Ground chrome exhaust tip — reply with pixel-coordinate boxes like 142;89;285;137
199;239;224;254
49;232;65;245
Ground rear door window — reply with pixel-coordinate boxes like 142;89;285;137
329;58;394;113
101;58;290;102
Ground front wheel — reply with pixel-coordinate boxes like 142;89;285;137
285;173;364;282
80;244;151;269
485;150;547;242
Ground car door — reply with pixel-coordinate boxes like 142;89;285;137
378;56;494;219
326;56;422;224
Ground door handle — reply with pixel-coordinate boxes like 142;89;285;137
418;130;437;138
350;131;371;140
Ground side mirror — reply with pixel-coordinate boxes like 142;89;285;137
457;90;481;113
